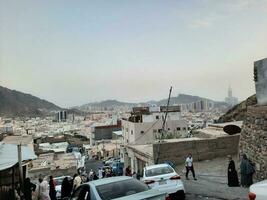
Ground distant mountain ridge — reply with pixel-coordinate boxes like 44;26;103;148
79;94;227;110
0;86;61;117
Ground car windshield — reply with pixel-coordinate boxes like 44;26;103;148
96;179;148;200
145;166;174;177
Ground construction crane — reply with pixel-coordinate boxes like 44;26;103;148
155;86;172;164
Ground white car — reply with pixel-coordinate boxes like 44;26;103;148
142;163;185;200
71;176;166;200
249;179;267;200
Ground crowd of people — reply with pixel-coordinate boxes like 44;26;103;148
21;165;122;200
18;153;255;200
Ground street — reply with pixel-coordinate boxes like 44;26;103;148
85;157;249;200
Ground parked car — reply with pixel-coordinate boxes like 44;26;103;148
70;176;166;200
54;176;72;200
105;157;120;165
248;179;267;200
142;163;185;200
111;161;124;176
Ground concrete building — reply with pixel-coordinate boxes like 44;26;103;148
56;110;67;122
121;106;188;145
90;122;121;145
225;86;238;107
121;123;240;178
180;99;214;112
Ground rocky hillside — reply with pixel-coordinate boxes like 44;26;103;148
217;94;257;123
0;86;61;117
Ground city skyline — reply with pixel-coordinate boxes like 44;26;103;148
1;0;267;107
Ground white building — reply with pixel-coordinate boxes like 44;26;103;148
121;106;188;145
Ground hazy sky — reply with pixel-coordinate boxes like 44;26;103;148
0;0;267;107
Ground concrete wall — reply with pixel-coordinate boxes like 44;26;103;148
28;166;77;179
153;135;240;165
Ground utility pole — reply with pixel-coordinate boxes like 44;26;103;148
155;86;172;164
18;143;24;193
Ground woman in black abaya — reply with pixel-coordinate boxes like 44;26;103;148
227;155;239;187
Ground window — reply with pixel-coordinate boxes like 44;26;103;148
153;129;157;133
126;128;129;132
156;115;159;119
158;129;162;133
131;130;133;135
176;127;181;131
168;128;170;131
183;127;187;131
145;166;174;177
140;131;144;134
96;179;148;200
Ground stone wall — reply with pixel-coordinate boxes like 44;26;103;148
239;105;267;180
153;135;240;165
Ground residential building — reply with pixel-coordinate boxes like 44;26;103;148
121;106;188;145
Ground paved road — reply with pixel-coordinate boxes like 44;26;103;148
183;174;248;200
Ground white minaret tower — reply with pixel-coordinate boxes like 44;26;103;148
228;86;232;98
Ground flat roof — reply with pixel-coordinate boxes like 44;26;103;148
128;144;153;157
2;135;33;145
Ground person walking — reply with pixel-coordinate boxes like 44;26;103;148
48;176;57;200
61;177;71;199
89;169;94;181
185;154;197;180
227;155;239;187
98;168;103;179
125;166;132;177
240;154;255;187
24;177;36;200
37;176;51;200
72;174;82;192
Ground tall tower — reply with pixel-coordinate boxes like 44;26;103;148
228;86;232;98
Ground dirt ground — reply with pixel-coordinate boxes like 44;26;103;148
175;156;249;200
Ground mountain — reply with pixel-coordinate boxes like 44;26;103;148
0;86;61;117
217;94;257;123
79;94;227;111
80;99;136;110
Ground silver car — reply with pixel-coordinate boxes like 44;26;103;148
71;176;166;200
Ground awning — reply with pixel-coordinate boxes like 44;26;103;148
0;142;37;171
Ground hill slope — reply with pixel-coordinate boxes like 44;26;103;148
0;86;61;117
217;94;257;123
